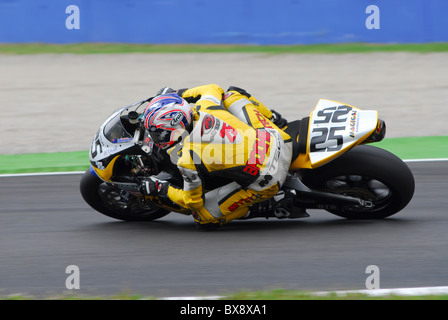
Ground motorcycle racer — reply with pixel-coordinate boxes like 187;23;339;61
141;84;293;229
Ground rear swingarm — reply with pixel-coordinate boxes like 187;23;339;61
283;178;373;211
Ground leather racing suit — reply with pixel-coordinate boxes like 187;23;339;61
163;84;293;226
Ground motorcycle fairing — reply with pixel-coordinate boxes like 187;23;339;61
290;99;378;169
89;107;142;182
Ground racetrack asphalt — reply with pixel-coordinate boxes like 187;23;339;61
0;160;446;298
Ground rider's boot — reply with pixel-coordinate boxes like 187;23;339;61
272;189;309;219
247;189;309;219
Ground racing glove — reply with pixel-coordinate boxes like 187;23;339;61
156;87;199;104
140;177;170;197
156;87;177;95
176;87;202;104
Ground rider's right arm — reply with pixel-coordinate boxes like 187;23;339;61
178;84;224;107
167;182;203;211
165;150;204;211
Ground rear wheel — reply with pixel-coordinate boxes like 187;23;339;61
301;145;415;219
80;170;169;221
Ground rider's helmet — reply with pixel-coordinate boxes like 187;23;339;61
143;93;193;149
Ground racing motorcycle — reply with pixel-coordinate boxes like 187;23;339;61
80;97;415;223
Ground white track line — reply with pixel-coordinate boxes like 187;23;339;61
159;286;448;300
0;171;85;178
313;285;448;297
404;158;448;163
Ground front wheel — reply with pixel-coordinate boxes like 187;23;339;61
80;170;170;221
300;145;415;219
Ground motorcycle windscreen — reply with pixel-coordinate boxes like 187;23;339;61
291;99;378;169
89;108;137;182
103;112;133;143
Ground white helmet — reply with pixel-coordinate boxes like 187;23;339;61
143;93;193;149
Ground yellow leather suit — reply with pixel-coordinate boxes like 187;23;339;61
166;84;293;225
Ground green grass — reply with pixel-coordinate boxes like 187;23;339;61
1;42;448;55
0;136;446;175
375;135;448;160
2;289;448;300
0;150;89;174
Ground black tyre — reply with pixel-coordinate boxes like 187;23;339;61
79;170;170;221
301;145;415;219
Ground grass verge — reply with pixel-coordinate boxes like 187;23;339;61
0;150;89;174
1;42;448;55
375;135;448;160
0;136;446;175
2;289;448;300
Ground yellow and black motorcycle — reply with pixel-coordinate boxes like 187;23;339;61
80;98;414;223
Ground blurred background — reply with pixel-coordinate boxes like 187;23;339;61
0;0;447;154
1;0;448;44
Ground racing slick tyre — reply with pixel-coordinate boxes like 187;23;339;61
80;170;170;221
300;145;415;219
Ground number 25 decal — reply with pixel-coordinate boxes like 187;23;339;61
310;105;352;153
310;126;345;152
